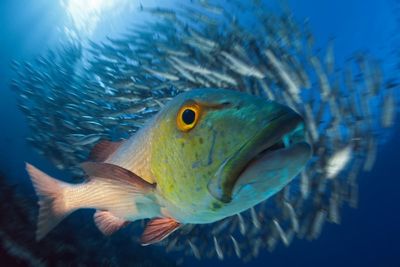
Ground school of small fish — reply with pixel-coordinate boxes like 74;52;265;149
10;0;399;264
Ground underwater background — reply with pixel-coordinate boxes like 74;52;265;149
0;0;399;266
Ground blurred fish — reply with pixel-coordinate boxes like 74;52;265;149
381;91;396;128
273;219;288;246
213;236;224;260
363;137;377;172
284;201;299;232
220;51;265;79
142;66;180;81
211;218;231;235
252;238;262;257
300;169;310;199
10;0;398;262
250;207;261;229
348;183;359;209
188;240;201;259
237;213;247;236
72;134;105;146
328;191;341;224
326;145;352;179
265;49;300;103
310;210;327;240
325;39;335;74
230;235;241;258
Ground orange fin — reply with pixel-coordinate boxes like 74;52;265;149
89;140;123;162
140;218;181;246
94;210;130;236
81;162;155;192
26;163;72;241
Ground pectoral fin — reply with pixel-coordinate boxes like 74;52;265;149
140;218;181;246
94;210;130;236
81;162;156;193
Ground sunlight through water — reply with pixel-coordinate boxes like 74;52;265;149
62;0;118;38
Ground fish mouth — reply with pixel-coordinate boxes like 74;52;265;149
208;105;311;203
238;116;306;178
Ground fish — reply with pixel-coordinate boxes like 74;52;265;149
237;213;247;236
381;91;396;128
142;66;180;81
10;0;398;261
266;234;278;252
70;134;104;146
325;145;352;179
265;49;301;103
25;88;311;244
230;235;241;258
188;240;201;259
252;238;262;257
284;201;299;232
325;39;335;74
328;190;341;224
166;236;179;253
211;218;231;235
250;207;261;229
348;182;359;209
300;168;310;199
220;51;265;79
273;219;288;246
310;210;327;239
213;236;224;260
363;137;377;172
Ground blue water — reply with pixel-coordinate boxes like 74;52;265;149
0;0;399;266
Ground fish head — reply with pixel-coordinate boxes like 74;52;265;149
149;88;311;222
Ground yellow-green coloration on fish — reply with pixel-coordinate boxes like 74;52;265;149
148;89;311;223
26;88;311;245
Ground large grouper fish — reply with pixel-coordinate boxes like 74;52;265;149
26;88;312;245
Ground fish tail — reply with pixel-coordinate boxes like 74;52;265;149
26;163;72;241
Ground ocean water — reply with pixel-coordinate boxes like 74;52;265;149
0;0;399;266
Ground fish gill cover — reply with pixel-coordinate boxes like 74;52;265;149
6;0;400;265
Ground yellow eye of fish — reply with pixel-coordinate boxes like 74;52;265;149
177;103;201;131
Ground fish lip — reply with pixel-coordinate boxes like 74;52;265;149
236;110;305;178
207;107;305;203
232;141;312;198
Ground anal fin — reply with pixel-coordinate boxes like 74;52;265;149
140;218;181;246
94;210;130;236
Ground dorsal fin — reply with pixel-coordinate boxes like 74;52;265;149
89;140;123;162
140;218;181;246
80;162;156;192
93;210;130;236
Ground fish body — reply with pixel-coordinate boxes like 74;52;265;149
26;88;311;245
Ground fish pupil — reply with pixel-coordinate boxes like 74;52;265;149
182;109;196;125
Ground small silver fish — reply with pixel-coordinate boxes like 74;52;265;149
230;235;241;258
188;240;201;259
213;236;224;260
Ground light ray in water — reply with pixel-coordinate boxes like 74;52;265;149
64;0;113;36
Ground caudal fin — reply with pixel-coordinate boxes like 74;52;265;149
26;163;71;241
